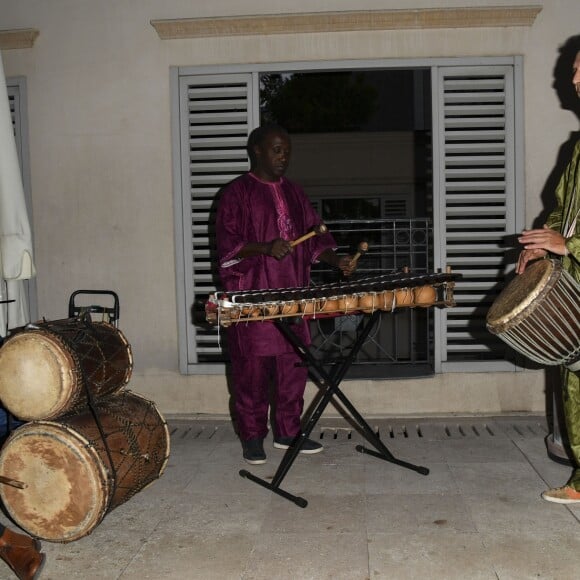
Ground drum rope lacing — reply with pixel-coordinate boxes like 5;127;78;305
69;313;119;507
34;316;131;413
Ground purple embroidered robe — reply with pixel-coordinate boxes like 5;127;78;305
216;172;336;355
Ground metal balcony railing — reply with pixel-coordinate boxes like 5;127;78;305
309;218;433;379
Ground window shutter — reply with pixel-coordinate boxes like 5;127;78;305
173;59;523;375
383;199;408;218
433;65;519;371
178;73;254;370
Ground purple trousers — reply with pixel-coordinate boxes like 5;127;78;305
229;346;308;442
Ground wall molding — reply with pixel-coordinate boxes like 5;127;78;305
151;6;542;39
0;29;39;50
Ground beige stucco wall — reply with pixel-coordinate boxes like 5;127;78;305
1;0;578;417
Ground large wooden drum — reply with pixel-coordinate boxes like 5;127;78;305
0;317;133;420
0;391;170;542
486;259;580;371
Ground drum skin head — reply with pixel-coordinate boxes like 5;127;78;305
0;332;76;420
0;391;170;543
0;423;108;542
487;259;559;333
0;320;133;421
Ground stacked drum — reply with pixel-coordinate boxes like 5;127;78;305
0;316;170;542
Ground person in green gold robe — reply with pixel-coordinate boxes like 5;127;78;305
516;40;580;504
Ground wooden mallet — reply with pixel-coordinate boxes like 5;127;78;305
290;223;328;247
350;241;369;266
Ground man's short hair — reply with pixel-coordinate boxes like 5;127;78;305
246;124;289;169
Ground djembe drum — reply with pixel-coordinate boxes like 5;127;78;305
0;390;170;542
0;316;133;421
486;259;580;371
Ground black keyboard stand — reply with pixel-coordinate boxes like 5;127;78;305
239;310;429;508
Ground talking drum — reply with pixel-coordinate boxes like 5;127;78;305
0;317;133;421
0;390;170;542
486;259;580;371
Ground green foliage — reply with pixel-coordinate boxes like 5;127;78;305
260;72;378;132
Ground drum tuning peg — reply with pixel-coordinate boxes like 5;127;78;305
0;475;27;489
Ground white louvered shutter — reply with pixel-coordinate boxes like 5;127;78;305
178;73;255;368
433;65;520;371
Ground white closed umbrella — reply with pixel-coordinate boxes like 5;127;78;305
0;51;35;335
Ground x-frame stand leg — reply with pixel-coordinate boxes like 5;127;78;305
240;310;429;507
